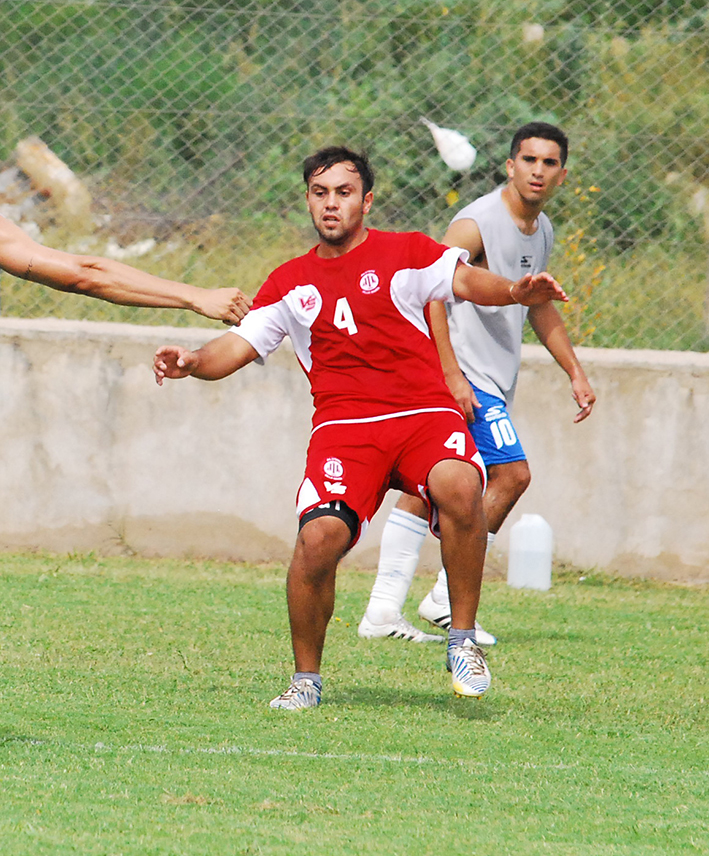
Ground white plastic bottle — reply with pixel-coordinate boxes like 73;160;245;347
507;514;553;590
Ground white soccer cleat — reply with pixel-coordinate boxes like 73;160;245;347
418;591;498;646
269;678;321;710
447;638;491;699
358;613;444;643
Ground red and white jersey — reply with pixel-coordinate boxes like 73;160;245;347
234;229;468;428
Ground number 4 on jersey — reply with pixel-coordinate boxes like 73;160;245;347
333;297;358;335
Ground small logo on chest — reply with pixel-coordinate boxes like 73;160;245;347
520;255;533;269
359;270;380;294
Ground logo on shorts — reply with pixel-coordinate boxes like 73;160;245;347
324;481;347;495
359;270;380;294
323;457;345;480
484;406;506;422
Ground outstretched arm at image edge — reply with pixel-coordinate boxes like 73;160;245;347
528;302;596;422
0;215;251;324
153;332;259;386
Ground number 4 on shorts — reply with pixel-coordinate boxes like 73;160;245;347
444;431;467;456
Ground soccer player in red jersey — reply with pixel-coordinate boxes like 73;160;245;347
153;146;567;709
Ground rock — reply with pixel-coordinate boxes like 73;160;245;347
14;136;92;231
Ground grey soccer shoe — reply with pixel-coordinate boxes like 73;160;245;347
269;677;322;710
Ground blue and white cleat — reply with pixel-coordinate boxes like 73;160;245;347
269;677;321;710
447;638;492;699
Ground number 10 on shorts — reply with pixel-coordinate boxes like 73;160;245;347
490;418;518;450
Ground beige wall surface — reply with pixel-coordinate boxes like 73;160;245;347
1;318;708;583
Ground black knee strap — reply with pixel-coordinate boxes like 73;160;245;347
299;500;360;543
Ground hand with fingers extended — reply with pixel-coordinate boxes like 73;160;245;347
153;345;199;386
510;272;568;307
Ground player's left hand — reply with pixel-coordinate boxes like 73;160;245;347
153;345;198;386
571;376;596;423
195;287;252;325
511;272;567;307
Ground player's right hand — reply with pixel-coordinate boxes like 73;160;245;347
445;367;479;423
153;345;198;386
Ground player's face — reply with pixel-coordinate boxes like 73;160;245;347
506;138;567;206
306;161;373;247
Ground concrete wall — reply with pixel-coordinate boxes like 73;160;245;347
1;318;708;583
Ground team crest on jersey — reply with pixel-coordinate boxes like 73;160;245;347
323;457;345;480
359;270;380;294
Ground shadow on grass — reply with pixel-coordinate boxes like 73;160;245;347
325;684;508;721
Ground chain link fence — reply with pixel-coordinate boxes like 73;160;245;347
1;0;708;349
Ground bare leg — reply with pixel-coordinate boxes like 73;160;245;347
426;458;486;629
286;515;352;673
395;492;428;518
483;459;531;533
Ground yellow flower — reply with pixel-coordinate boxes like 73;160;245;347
445;189;459;206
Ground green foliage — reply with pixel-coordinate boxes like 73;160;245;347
1;1;708;348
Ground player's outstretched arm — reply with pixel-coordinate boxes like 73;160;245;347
0;214;251;324
528;302;596;422
452;263;568;307
153;332;259;386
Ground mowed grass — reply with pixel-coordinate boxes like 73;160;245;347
0;553;706;855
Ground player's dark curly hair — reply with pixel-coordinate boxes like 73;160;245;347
510;122;569;166
303;146;375;197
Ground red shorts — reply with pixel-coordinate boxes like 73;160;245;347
296;410;487;544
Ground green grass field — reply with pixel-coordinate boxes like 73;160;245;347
1;553;707;855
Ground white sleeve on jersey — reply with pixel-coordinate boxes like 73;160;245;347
229;283;323;371
228;302;289;359
389;246;468;336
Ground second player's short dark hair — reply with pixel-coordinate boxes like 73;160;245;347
303;146;375;196
510;122;569;166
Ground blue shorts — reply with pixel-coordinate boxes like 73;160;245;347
467;384;527;467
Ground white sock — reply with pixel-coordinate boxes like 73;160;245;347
364;508;428;624
430;532;496;607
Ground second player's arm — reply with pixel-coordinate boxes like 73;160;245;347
434;218;487;420
0;214;251;324
527;302;596;422
428;301;478;421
